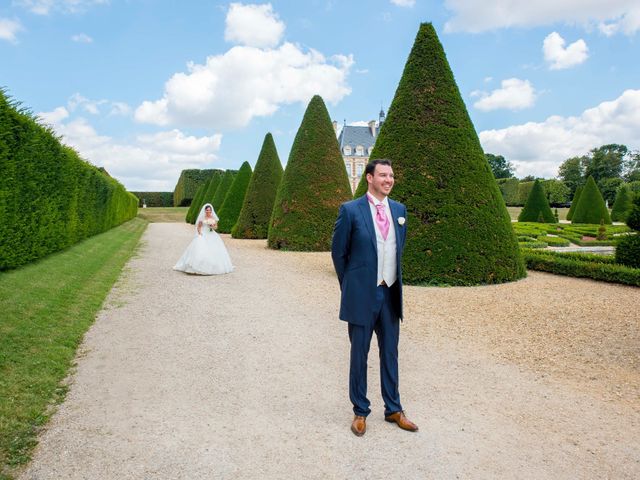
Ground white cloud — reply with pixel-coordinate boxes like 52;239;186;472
444;0;640;35
68;93;106;114
37;106;69;124
472;78;536;111
224;3;285;48
0;18;23;43
37;110;223;190
71;33;93;43
479;89;640;178
390;0;416;7
16;0;109;15
109;102;131;116
543;32;588;70
135;42;353;129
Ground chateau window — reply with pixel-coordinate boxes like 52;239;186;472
345;162;351;175
343;146;351;155
356;145;364;156
356;164;364;176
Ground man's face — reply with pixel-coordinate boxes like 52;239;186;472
367;164;394;199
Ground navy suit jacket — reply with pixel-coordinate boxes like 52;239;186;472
331;194;407;326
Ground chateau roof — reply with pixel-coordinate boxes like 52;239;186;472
338;125;376;149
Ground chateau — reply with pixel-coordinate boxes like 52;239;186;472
334;109;385;193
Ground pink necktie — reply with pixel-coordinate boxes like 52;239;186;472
368;195;390;240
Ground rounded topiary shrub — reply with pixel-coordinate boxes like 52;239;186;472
356;23;524;285
268;95;352;251
217;161;253;233
571;176;611;224
611;184;633;222
232;133;283;239
566;185;583;221
518;179;556;223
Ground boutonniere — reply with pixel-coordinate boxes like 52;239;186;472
398;217;406;226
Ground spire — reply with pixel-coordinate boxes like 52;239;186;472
379;107;386;124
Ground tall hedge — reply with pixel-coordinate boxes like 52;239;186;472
566;185;583;221
356;23;524;285
173;168;215;206
217;161;253;233
185;182;208;224
615;194;640;268
131;191;173;207
611;184;633;222
0;90;138;270
571;176;611;224
268;95;352;251
233;133;284;239
518;179;556;223
211;170;236;210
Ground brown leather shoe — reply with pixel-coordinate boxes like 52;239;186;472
385;411;418;432
351;415;366;436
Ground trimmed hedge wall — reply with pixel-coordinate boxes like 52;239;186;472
268;95;352;251
616;195;640;268
523;249;640;287
232;133;284;239
571;176;611;224
0;90;138;270
356;23;525;285
518;179;556;223
173;169;216;206
131;191;173;207
217;161;253;233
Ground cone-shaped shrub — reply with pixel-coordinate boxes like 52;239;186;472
185;183;207;223
566;185;583;221
217;161;253;233
611;184;633;222
615;194;640;267
189;171;223;223
357;23;524;285
518;179;556;223
211;170;235;210
232;133;283;239
268;95;352;250
571;176;611;224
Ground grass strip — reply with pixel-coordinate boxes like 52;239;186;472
0;217;147;479
137;207;188;223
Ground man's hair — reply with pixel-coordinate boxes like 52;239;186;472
365;158;392;177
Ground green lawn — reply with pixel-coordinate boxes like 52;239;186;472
137;206;188;223
0;217;147;479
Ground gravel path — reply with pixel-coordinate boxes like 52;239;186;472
20;223;640;479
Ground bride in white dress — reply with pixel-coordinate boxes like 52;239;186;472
173;203;234;275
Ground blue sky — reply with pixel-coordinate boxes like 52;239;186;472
2;0;639;191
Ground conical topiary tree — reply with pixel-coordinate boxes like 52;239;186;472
186;170;222;223
566;185;583;221
268;95;352;250
518;179;556;223
615;194;640;267
211;170;235;211
611;184;633;222
217;161;253;233
232;133;284;239
185;183;207;223
357;23;524;285
571;176;611;224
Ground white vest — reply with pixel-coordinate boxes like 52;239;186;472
367;195;397;287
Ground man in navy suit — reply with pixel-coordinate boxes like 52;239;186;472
332;159;418;437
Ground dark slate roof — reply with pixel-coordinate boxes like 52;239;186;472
338;125;376;150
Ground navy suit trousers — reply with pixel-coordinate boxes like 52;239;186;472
348;284;402;417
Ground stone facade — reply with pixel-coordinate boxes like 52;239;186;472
334;110;385;193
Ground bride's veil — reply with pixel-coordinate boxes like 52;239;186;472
195;203;219;234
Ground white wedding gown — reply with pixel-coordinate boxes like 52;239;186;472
173;224;234;275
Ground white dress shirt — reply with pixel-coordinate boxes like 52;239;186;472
367;194;397;287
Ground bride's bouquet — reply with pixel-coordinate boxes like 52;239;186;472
203;218;216;232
